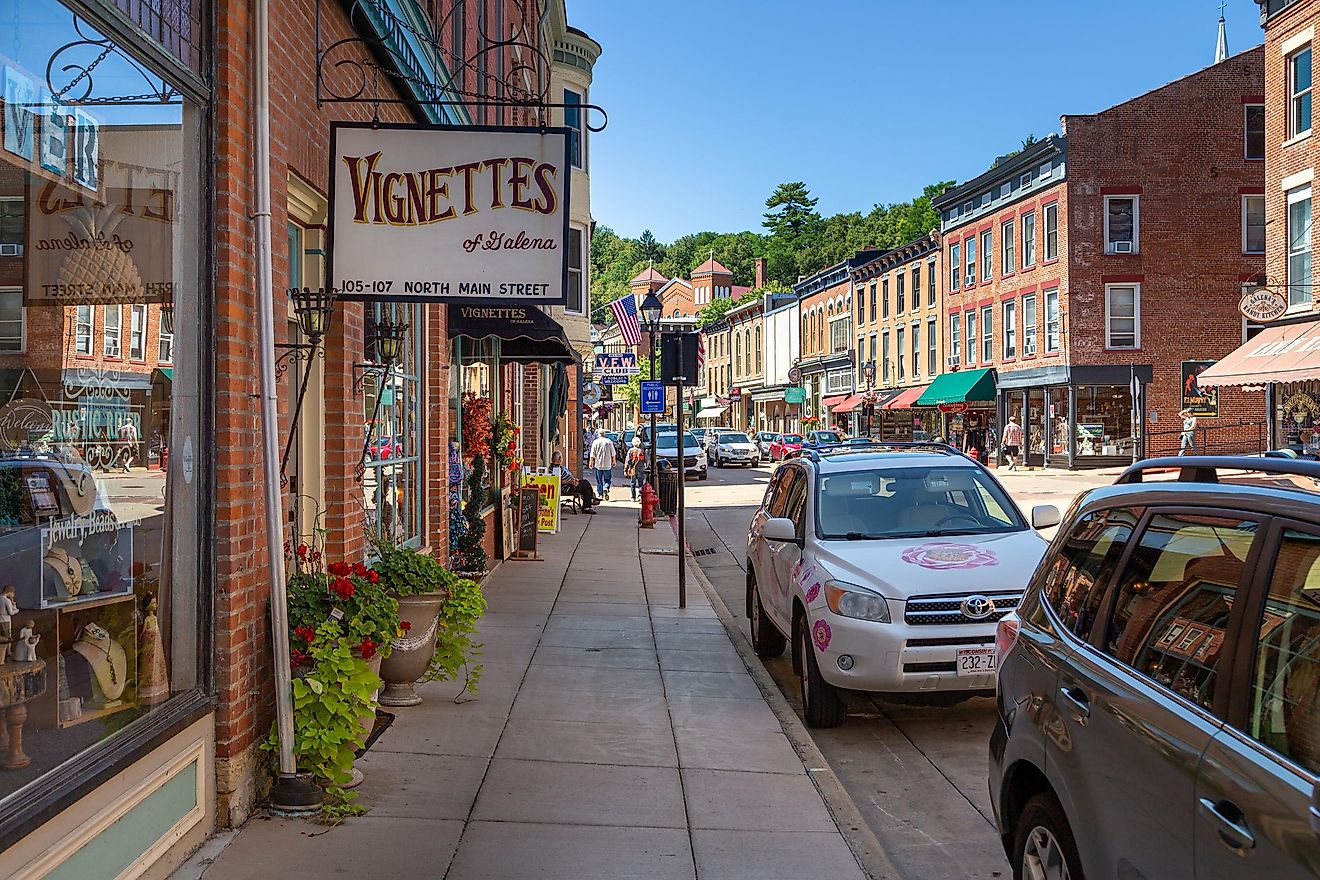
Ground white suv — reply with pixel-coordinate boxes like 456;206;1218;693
745;444;1059;727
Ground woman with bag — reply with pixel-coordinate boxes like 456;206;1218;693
625;437;647;501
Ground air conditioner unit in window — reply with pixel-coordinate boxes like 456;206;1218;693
1112;241;1134;254
0;243;20;257
946;355;961;368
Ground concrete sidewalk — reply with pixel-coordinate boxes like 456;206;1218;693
184;500;871;880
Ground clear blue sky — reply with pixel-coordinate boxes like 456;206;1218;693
570;0;1264;242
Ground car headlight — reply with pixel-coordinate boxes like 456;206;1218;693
823;581;891;623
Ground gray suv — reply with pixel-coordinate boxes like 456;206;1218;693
991;457;1320;880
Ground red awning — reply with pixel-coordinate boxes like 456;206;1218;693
884;385;929;409
1198;320;1320;387
832;393;866;413
821;394;850;409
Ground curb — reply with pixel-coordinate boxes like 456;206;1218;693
682;544;905;880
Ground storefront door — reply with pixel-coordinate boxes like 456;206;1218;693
1026;388;1047;467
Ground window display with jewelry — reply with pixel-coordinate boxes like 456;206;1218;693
0;0;205;812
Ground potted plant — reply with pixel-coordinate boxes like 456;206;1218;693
425;573;486;702
373;542;454;706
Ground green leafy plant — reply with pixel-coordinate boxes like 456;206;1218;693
263;619;381;807
371;541;456;597
453;455;488;573
287;563;399;664
423;575;486;701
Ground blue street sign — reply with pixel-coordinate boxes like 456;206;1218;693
640;380;665;414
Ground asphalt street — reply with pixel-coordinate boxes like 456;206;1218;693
676;457;1114;880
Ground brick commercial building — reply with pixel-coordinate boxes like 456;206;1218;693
0;0;599;876
795;256;880;429
934;48;1265;468
1200;1;1320;451
849;233;944;441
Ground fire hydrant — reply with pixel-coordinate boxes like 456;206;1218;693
639;481;658;529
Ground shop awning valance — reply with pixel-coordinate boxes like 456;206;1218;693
884;385;929;410
821;394;850;409
917;368;996;406
61;369;155;392
696;405;728;419
1197;319;1320;387
447;305;576;364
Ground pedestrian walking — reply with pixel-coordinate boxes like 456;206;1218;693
1002;416;1024;471
624;436;647;500
1179;408;1197;455
117;420;139;472
551;450;598;514
589;430;617;500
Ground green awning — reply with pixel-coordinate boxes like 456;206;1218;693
916;368;996;406
157;368;173;381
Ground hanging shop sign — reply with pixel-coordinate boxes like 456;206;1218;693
938;402;968;414
329;123;571;304
595;352;638;384
1239;286;1288;323
1181;360;1220;418
784;387;806;405
582;382;602;406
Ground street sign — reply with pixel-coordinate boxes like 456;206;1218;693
640;380;665;414
595;352;639;385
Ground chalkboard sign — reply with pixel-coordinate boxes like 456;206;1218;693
517;487;539;556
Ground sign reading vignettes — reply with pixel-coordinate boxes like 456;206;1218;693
329;123;571;304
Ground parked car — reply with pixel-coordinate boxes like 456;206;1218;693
756;432;781;459
615;429;637;460
703;426;732;453
652;430;707;480
638;423;677;447
991;456;1320;880
746;445;1057;727
769;434;804;461
802;429;845;451
711;432;761;468
369;436;402;460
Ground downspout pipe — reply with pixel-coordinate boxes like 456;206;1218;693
254;0;321;812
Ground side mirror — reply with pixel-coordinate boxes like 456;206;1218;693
763;516;802;547
1032;504;1062;530
1310;780;1320;840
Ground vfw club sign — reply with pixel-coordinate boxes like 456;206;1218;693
330;123;571;303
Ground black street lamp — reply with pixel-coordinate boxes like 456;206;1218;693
355;316;410;482
276;287;339;479
639;291;663;489
862;359;876;437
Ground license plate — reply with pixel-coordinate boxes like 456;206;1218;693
956;647;997;676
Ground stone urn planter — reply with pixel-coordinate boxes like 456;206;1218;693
379;592;445;707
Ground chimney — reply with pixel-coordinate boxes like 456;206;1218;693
754;257;767;289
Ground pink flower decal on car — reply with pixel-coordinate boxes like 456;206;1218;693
812;619;832;651
901;542;999;570
804;581;822;603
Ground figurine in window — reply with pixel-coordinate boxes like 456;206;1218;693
13;620;38;663
0;585;16;663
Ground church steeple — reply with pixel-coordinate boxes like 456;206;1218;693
1215;1;1228;64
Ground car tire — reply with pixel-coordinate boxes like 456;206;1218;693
1012;792;1084;880
699;470;708;481
749;575;786;658
798;615;842;728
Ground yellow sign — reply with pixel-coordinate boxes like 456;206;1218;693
525;473;561;533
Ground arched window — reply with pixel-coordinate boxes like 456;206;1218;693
735;333;743;375
755;325;762;373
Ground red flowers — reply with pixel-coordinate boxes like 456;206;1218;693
294;625;316;644
358;639;378;660
368;569;380;583
328;561;350;577
290;649;309;667
400;620;412;632
295;543;309;561
352;562;369;578
330;577;356;600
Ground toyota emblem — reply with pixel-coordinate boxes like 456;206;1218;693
960;595;996;621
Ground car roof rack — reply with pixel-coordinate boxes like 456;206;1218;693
799;441;961;462
1115;455;1320;485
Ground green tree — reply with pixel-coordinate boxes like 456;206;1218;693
636;229;666;264
763;181;821;244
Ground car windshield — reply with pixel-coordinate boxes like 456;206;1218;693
816;465;1026;539
782;435;803;444
657;432;700;448
814;431;842;443
719;433;750;444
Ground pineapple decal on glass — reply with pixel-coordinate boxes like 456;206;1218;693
56;203;143;302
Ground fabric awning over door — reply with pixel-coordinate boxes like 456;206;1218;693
916;368;996;406
447;304;576;364
884;385;929;409
831;394;866;413
821;394;850;409
1197;319;1320;387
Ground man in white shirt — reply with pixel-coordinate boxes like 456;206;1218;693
589;432;617;500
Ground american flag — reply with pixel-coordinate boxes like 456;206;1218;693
696;331;705;369
610;293;641;346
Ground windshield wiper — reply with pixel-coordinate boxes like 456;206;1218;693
839;532;888;540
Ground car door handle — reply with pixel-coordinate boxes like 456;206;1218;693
1058;686;1090;722
1199;798;1256;852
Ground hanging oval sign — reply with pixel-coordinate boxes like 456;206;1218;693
1239;287;1288;323
582;383;602;406
0;398;53;450
938;402;968;414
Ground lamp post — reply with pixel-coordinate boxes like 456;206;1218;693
862;359;876;438
276;287;338;477
640;291;663;490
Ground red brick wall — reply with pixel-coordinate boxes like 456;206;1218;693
799;277;850;359
1265;2;1320;311
1065;47;1266;454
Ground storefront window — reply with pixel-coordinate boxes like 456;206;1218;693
1075;386;1134;457
1049;387;1070;455
0;0;203;806
1277;384;1320;451
363;304;422;547
450;336;498;506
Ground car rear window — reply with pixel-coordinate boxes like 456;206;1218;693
782;435;803;444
